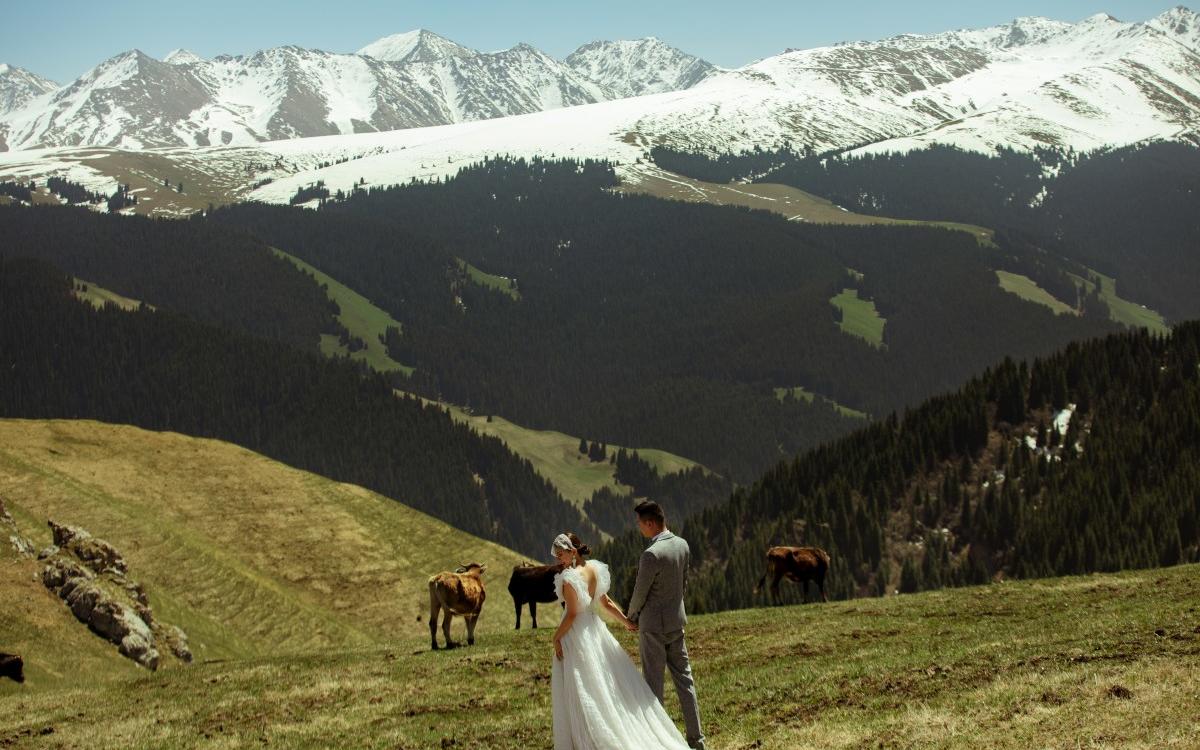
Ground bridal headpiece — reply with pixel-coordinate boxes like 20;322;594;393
551;533;575;559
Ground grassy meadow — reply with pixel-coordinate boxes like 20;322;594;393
1069;270;1169;335
618;165;995;245
830;289;886;348
2;530;1196;749
0;419;543;671
271;248;414;375
437;403;702;508
72;278;145;313
457;258;521;300
774;386;868;420
995;271;1079;317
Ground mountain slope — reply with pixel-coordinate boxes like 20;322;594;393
600;321;1200;612
1;30;697;152
2;560;1197;748
0;63;57;116
565;37;716;98
0;256;594;557
4;8;1199;205
0;418;541;670
357;29;477;63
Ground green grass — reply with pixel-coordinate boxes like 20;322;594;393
774;386;868;419
272;248;414;375
1069;270;1169;335
830;288;886;348
457;258;520;300
0;419;537;676
2;556;1196;749
995;271;1078;316
435;403;703;507
72;278;145;312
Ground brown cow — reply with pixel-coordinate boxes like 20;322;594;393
755;546;830;605
428;562;487;649
507;561;564;629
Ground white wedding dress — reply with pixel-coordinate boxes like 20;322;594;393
552;560;691;750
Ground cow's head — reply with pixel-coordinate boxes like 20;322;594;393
455;562;487;575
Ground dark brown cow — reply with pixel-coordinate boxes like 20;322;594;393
428;562;487;649
507;561;564;629
755;546;830;605
0;653;23;683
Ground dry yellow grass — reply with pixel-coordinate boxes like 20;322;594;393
0;419;547;677
618;164;995;245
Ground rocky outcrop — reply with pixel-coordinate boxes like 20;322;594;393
0;496;35;557
40;520;191;670
48;520;128;575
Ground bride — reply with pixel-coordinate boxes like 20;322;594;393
550;532;691;750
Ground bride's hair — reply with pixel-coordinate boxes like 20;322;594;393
551;532;591;562
566;532;590;557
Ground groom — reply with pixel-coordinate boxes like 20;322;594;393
625;500;706;750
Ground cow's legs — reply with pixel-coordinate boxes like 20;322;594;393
529;602;538;629
443;612;456;648
770;572;784;606
429;592;442;650
818;575;828;603
800;578;809;604
465;614;477;646
514;599;522;630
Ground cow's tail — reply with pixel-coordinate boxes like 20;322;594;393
754;572;767;595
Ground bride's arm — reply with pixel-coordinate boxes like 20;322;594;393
599;594;636;630
552;580;580;661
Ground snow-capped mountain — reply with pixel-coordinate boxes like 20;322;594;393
227;6;1200;203
1148;5;1200;50
0;30;714;152
0;64;57;116
163;49;206;66
2;6;1199;207
565;38;716;98
357;29;476;63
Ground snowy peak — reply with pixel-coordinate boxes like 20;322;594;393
357;30;476;63
566;37;716;98
163;49;205;66
1148;5;1200;50
0;63;58;116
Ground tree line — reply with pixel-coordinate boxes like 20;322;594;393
0;256;596;558
600;322;1200;612
0;204;345;352
212;157;1115;482
652;141;1200;322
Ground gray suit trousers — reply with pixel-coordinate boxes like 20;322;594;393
640;628;705;750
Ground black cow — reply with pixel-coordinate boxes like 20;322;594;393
507;562;564;629
0;653;24;683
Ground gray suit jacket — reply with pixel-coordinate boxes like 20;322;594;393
626;531;690;633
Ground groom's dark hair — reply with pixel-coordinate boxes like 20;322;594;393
634;500;665;525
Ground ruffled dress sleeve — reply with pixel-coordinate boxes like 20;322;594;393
589;560;611;601
554;567;580;604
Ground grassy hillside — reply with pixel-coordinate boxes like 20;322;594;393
1;557;1195;748
441;403;702;507
72;278;144;312
619;165;995;245
271;248;414;375
830;288;886;347
0;419;545;674
995;271;1078;317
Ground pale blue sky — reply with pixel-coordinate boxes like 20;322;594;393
2;1;1182;84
